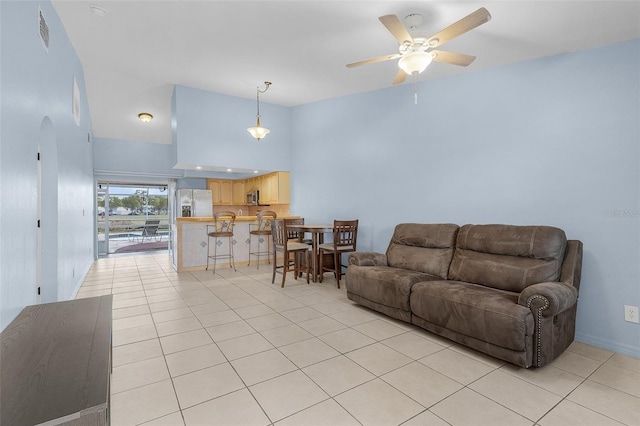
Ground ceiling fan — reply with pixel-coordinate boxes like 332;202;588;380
347;7;491;85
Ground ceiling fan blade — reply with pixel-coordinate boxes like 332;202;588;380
346;53;401;68
427;7;491;48
430;50;476;66
392;69;407;85
379;15;414;45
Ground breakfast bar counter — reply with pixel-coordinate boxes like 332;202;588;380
173;216;300;271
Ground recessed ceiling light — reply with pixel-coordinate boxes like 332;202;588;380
89;5;107;17
253;170;259;174
138;112;153;123
227;169;233;172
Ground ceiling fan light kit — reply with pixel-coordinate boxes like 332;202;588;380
247;81;272;141
347;7;491;85
398;52;433;75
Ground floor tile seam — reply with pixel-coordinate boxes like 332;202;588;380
110;341;163;369
405;408;449;426
562;388;634;425
377;372;448;410
578;376;640;400
342;348;415;379
464;367;563;423
565;346;616;364
327;382;402;425
274;394;359;426
112;331;160;349
453;386;536;424
242;378;318;425
110;356;172;397
497;364;586;398
472;365;577;402
588;358;640;384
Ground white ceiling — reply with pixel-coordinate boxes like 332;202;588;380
52;1;640;145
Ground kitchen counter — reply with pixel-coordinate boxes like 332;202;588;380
173;216;300;271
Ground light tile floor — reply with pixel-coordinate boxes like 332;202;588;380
77;253;640;426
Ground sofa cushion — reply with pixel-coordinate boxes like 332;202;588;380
386;223;459;278
346;265;442;312
448;224;567;292
410;280;534;351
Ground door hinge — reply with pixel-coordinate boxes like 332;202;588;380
37;287;41;295
37;152;40;161
37;219;41;228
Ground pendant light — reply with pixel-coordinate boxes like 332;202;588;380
247;81;272;141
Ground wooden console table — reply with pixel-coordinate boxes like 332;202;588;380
0;295;113;425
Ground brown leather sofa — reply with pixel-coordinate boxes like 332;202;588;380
345;223;583;368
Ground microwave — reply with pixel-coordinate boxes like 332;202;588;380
246;190;259;205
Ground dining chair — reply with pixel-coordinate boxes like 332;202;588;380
248;210;277;269
206;211;237;274
318;219;358;288
271;219;310;287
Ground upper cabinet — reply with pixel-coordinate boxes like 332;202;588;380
207;179;233;205
207;172;290;206
266;171;290;204
232;181;245;205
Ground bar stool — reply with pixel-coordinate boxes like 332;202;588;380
248;211;276;269
206;211;237;274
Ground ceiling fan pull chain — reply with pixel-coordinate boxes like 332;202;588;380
414;77;418;105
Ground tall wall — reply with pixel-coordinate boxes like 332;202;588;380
0;1;95;329
290;39;640;358
173;85;292;172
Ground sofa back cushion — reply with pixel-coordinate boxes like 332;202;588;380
386;223;459;279
449;224;567;292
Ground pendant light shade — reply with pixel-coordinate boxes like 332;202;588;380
247;117;270;140
247;82;271;141
398;52;433;75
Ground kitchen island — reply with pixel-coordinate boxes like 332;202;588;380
173;216;299;271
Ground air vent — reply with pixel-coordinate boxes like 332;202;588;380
39;7;49;52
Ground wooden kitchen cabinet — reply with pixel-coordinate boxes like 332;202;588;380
232;181;246;205
208;172;289;205
207;179;221;204
261;171;290;204
207;179;233;205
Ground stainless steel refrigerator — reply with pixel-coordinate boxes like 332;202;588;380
175;189;213;217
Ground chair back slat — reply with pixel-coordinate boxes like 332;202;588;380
284;217;304;240
271;219;286;247
334;219;358;249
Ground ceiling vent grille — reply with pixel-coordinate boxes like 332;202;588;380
39;7;49;52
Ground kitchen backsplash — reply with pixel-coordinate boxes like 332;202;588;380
212;204;290;217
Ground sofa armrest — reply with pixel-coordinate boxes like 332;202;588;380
348;252;387;267
518;282;578;317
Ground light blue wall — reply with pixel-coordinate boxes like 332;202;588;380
2;0;637;357
93;137;181;179
1;1;95;328
290;39;640;358
173;85;292;171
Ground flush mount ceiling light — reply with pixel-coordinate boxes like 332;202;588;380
138;112;153;123
247;81;271;141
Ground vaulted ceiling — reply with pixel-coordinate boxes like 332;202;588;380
52;1;640;145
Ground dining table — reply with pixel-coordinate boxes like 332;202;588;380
287;223;334;282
